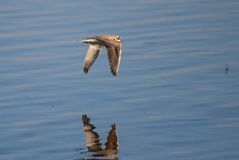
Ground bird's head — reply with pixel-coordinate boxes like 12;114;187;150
112;35;121;42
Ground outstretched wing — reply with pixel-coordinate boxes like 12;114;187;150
83;44;102;74
82;115;102;152
106;45;122;76
105;123;119;150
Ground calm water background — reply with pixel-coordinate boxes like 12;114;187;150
1;0;239;159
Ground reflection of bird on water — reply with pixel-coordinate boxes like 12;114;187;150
81;35;122;76
81;114;119;159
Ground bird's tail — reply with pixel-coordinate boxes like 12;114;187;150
81;38;99;43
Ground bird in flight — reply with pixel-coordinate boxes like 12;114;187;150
81;35;122;76
81;114;119;158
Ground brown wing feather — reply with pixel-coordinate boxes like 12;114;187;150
83;44;102;74
82;115;102;152
105;123;118;150
106;45;121;76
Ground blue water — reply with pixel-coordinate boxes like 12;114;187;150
1;0;239;160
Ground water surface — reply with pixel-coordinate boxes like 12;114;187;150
1;0;239;160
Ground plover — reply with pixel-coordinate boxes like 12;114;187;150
81;35;122;76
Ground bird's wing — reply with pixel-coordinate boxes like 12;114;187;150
105;123;119;150
82;115;102;152
83;44;102;74
106;45;122;76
